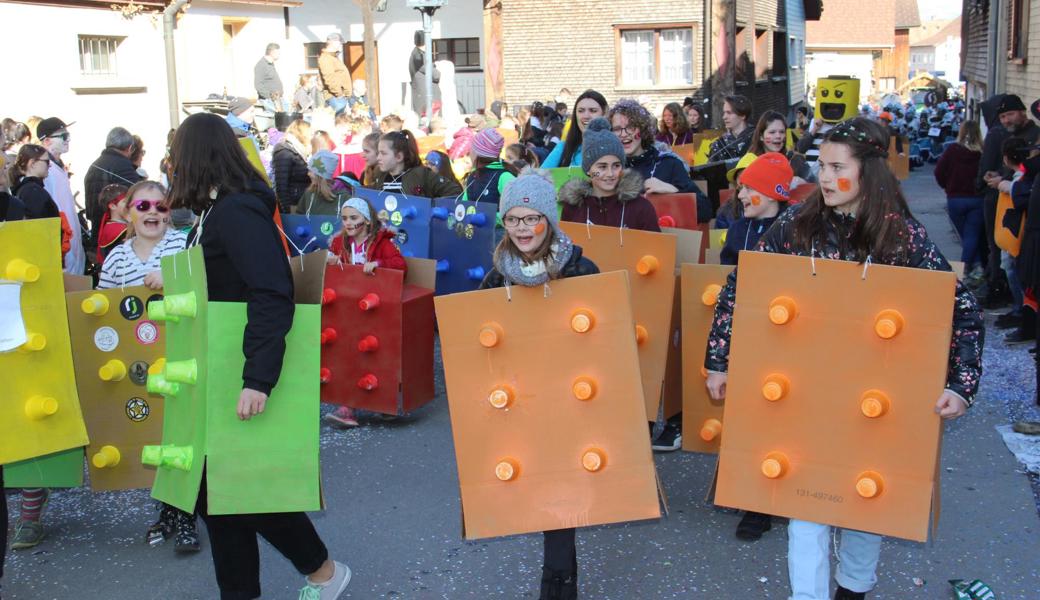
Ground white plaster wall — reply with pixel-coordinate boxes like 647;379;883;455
806;52;874;103
935;37;961;84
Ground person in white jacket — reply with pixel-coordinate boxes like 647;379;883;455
37;117;84;274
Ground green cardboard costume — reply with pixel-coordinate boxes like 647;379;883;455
144;246;324;515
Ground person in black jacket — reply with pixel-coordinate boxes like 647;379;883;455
168;112;351;600
272;119;312;213
84;127;144;233
9;144;59;219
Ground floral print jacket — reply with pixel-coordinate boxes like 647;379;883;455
704;204;985;405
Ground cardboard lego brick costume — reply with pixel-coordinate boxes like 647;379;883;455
647;193;708;262
430;197;497;295
320;258;435;415
995;191;1024;256
815;76;860;124
354;188;434;259
145;246;324;515
559;222;677;421
714;252;954;541
659;228;704;421
0;219;90;470
282;214;342;255
436;271;661;539
680;263;735;454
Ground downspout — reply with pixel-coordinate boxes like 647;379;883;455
164;0;191;130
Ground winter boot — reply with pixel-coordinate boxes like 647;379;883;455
539;567;578;600
174;508;201;553
146;503;177;546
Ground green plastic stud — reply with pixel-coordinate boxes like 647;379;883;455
141;445;193;472
147;300;179;323
165;359;198;385
146;373;181;397
164;292;198;318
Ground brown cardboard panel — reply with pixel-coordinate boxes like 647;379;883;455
404;257;437;291
560;222;677;421
662;228;703;271
680;264;735;454
714;252;953;542
889;137;910;180
435;271;660;539
290;250;329;305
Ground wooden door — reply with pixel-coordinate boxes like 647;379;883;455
345;41;380;113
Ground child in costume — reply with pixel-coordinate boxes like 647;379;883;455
462;128;516;204
720;152;792;267
372;130;462;198
559;118;660;232
705;118;983;600
294;150;349;216
323;196;408;429
478;170;599;600
94;183;129;264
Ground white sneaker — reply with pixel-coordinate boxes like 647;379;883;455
299;561;352;600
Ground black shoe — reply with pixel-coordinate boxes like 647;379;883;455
1005;328;1036;345
995;311;1022;330
146;503;177;546
539;567;577;600
982;291;1012;311
834;586;866;600
173;508;201;553
735;511;773;541
651;422;682;452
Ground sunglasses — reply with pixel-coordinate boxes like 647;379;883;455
131;200;170;213
48;133;70;142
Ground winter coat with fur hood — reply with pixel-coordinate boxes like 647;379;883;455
559;169;661;232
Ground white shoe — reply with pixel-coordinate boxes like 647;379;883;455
299;561;352;600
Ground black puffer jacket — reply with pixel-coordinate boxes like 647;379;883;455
84;148;143;229
12;176;59;219
190;179;294;396
479;244;599;289
271;141;310;213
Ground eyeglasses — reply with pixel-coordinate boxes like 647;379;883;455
610;125;638;137
131;200;170;213
502;214;544;228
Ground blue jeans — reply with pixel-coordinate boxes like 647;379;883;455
788;519;882;599
260;97;289;113
326;97;349;115
1003;250;1024;308
946;196;984;270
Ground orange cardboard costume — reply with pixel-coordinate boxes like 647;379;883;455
435;271;661;540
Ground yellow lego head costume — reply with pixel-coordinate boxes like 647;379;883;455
815;76;860;124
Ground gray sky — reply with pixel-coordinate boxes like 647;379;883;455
917;0;961;21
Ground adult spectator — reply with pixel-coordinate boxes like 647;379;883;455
9;144;59;219
130;134;146;177
936;120;985;286
2;119;30;161
409;30;440;116
38;117;84;274
318;33;352;115
656;102;694;146
225;97;256;139
84;126;144;232
254;43;287;113
272;119;312;213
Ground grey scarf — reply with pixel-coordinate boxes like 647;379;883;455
495;235;574;287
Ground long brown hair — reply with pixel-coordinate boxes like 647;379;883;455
792;118;911;264
748;110;786;155
380;130;421;171
957;120;983;153
9;144;48;186
561;90;608;167
167;112;263;212
659;102;690;138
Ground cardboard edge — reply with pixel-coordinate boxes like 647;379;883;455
404;257;437;291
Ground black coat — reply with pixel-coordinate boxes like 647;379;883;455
479;244;600;289
189;179;294;396
84;148;144;230
271;142;310;213
12;176;59;219
0;191;25;221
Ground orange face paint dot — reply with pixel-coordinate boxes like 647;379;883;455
533;222;547;235
837;178;853;192
750;195;761;206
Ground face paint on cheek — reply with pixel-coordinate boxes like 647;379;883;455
533;222;547;235
837;178;853;192
750;195;761;206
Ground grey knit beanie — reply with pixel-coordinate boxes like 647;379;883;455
500;168;563;236
581;117;625;174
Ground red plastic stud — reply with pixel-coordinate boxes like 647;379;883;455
358;293;381;311
357;373;379;390
320;328;338;345
358;335;380;352
319;367;332;384
321;288;337;305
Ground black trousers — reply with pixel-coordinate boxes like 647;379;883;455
195;474;328;600
983;191;1005;291
543;527;577;575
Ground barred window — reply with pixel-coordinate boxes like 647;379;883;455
79;35;122;76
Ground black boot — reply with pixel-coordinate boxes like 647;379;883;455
145;503;176;546
539;567;577;600
173;508;201;553
735;511;773;541
834;586;866;600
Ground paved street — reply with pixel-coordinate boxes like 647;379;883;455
4;164;1040;600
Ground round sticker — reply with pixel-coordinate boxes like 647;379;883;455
465;205;477;216
384;195;399;211
320;221;335;236
390;211;403;226
377;209;391;223
94;326;119;352
136;321;159;345
454;204;467;221
125;397;150;422
396;228;409;245
464;224;475;240
120;295;144;320
128;361;150;385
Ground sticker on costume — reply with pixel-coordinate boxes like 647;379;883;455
94;326;119;352
320;221;335;236
128;361;150;385
0;281;27;352
135;321;159;345
120;295;144;320
391;211;404;226
396;229;409;245
378;209;391;223
125;397;150;422
454;204;467;221
384;195;398;211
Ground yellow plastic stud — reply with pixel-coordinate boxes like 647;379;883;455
700;418;723;441
570;309;596;333
572;377;597;401
874;309;905;339
81;293;110;316
855;471;885;498
92;445;122;469
768;296;798;325
20;332;46;352
635;255;660;276
761;373;790;402
761;451;790;479
99;359;128;382
495;458;519;481
478;322;504;348
860;389;891;418
5;258;40;282
582;448;606;472
488;385;515;409
701;284;722;306
24;396;58;420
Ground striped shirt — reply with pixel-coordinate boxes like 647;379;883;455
98;229;187;289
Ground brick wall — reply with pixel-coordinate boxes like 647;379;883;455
1003;0;1040;104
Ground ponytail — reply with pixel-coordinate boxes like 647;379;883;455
380;130;421;171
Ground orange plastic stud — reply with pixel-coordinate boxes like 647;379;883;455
478;322;504;348
635;255;660;275
495;458;519;481
700;418;723;441
701;284;722;306
570;309;595;333
855;471;885;498
572;377;597;401
99;359;127;382
358;293;381;311
761;373;790;402
768;296;798;325
634;325;649;345
860;389;891;418
357;335;380;352
488;385;515;409
761;451;790;479
581;448;606;472
24;396;58;421
874;309;905;339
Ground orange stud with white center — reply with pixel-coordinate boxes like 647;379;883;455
570;309;595;333
495;458;519;481
581;448;606;472
761;373;790;402
768;296;797;325
488;385;515;409
874;309;905;339
700;418;723;441
478;322;504;348
572;377;597;401
634;325;649;345
860;389;891;418
701;284;722;306
855;471;885;498
635;255;660;276
761;451;790;479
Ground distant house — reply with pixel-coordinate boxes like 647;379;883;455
873;0;922;93
910;17;962;83
805;0;896;103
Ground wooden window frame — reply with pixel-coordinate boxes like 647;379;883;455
433;37;482;72
1009;0;1029;64
613;22;698;89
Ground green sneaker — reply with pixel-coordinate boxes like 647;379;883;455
11;519;46;550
